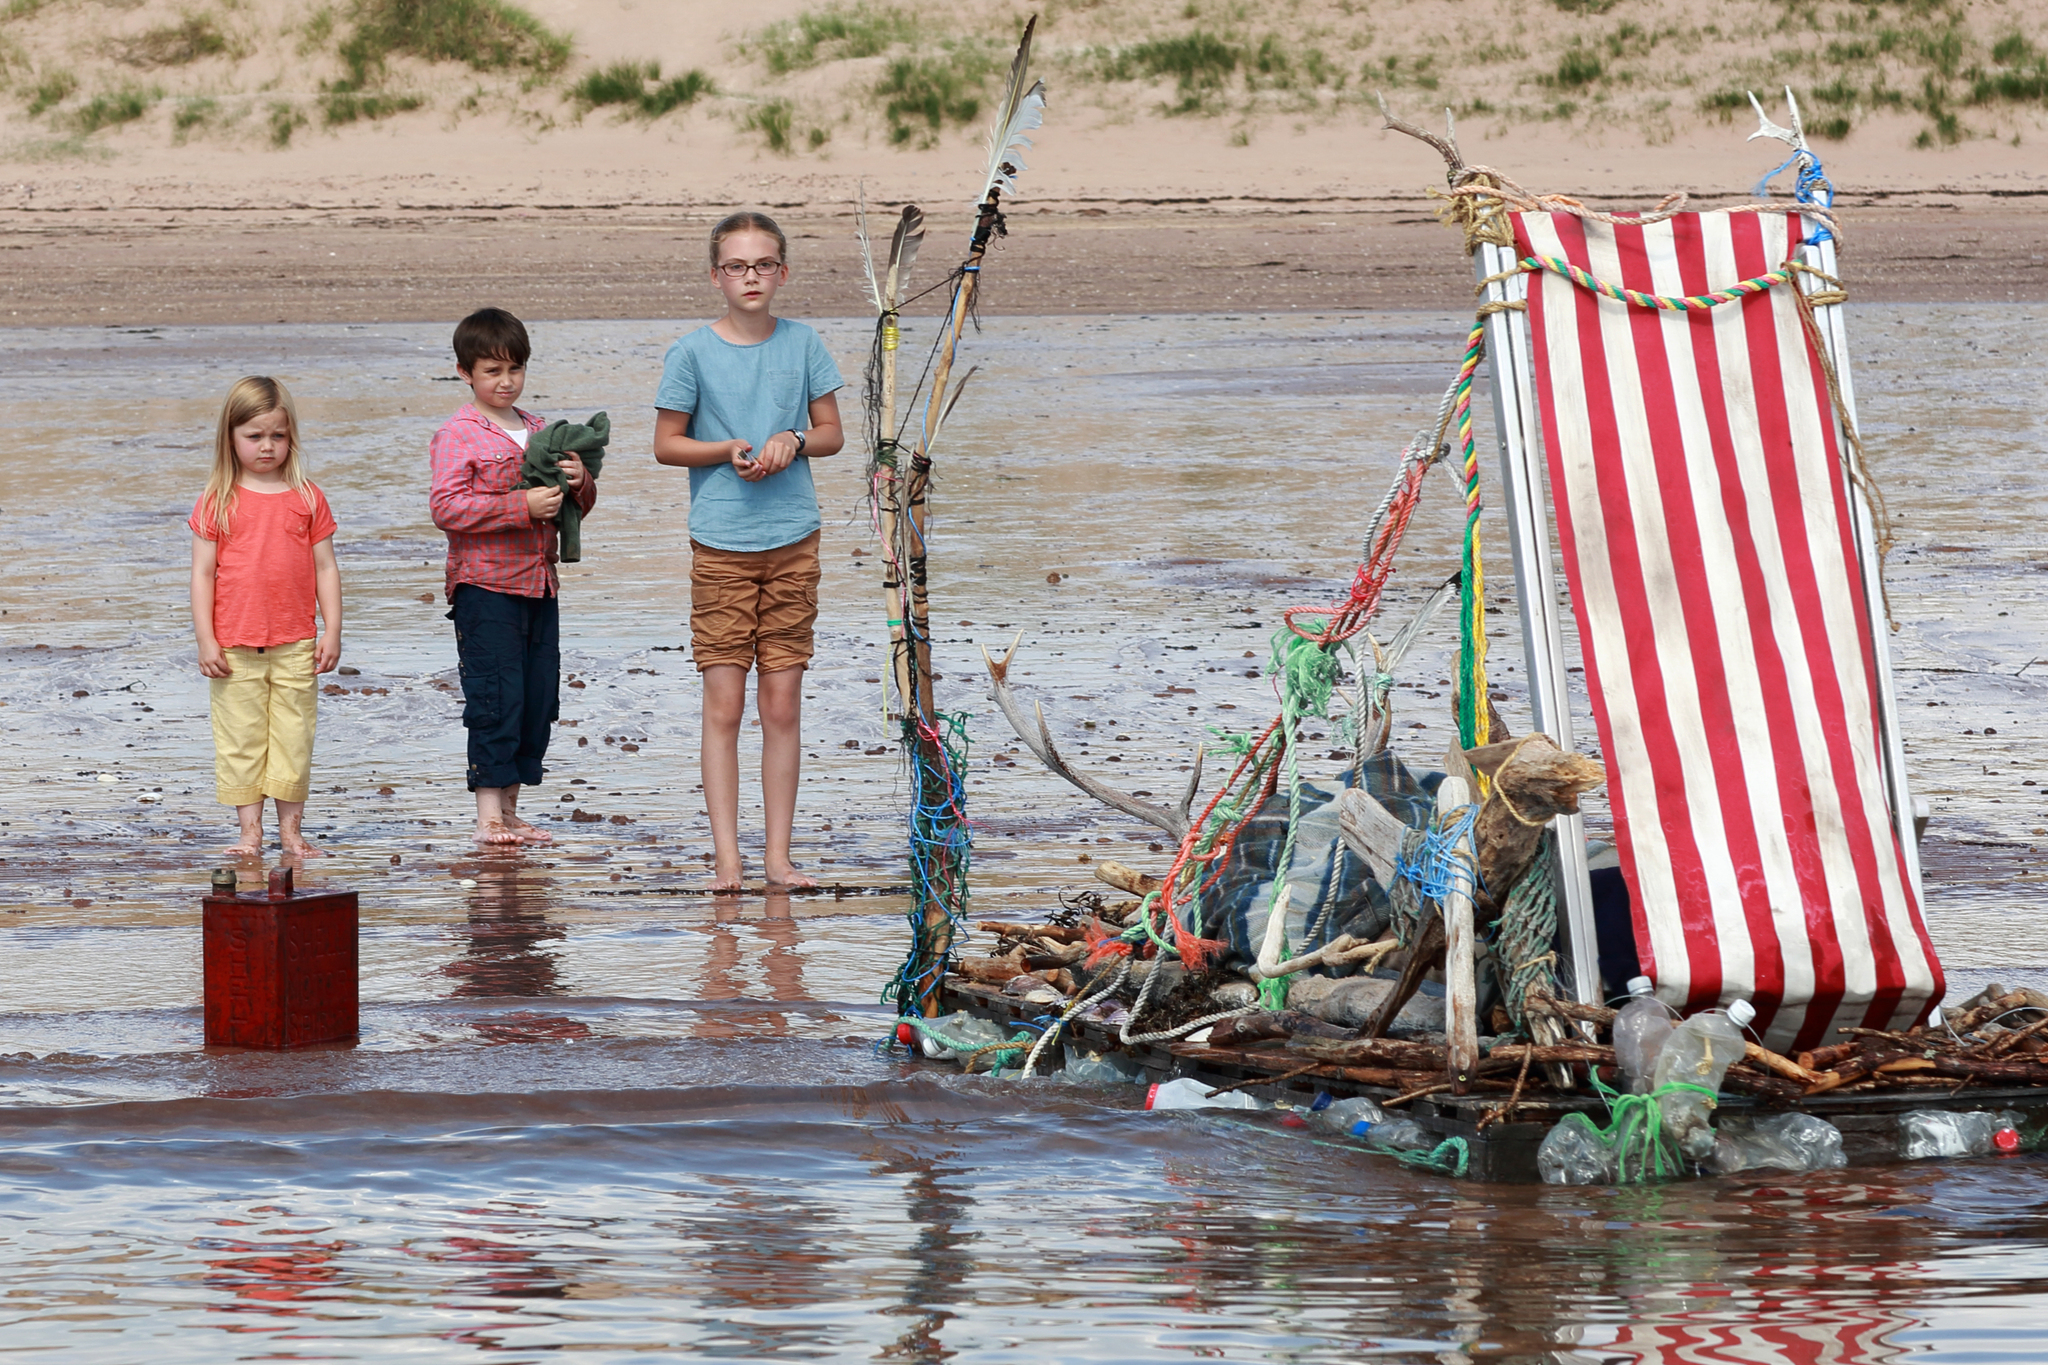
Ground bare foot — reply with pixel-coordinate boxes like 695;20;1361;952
475;818;524;847
765;862;818;891
224;835;262;857
280;832;326;858
709;857;745;894
505;815;554;845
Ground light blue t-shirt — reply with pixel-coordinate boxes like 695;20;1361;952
655;319;845;552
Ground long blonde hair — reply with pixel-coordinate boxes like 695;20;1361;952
202;376;310;541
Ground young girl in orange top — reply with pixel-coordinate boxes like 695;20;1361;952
188;376;344;858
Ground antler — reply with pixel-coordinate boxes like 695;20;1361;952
1746;86;1808;153
1376;93;1464;179
982;635;1203;840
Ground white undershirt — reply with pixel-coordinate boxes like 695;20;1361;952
504;425;529;450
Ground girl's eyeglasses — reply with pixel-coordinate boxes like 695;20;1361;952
716;260;784;278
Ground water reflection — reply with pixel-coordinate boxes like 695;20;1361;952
442;861;567;1000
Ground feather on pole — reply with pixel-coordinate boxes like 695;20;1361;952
857;185;882;316
977;16;1047;208
876;16;1044;1016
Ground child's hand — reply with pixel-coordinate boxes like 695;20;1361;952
560;452;586;489
315;635;342;673
197;642;232;679
526;484;565;520
754;431;799;476
729;440;765;481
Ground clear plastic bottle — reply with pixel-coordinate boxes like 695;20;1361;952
1652;998;1756;1161
1310;1095;1387;1137
1897;1109;2024;1160
1364;1116;1432;1151
1613;975;1678;1094
1711;1113;1848;1174
1145;1077;1269;1111
1538;1115;1619;1185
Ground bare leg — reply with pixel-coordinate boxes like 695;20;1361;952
757;666;815;889
276;798;325;858
225;801;264;857
701;664;748;890
474;785;523;846
500;784;554;844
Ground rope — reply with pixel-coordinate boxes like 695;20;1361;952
1021;959;1130;1078
1384;1135;1471;1177
1495;829;1561;1031
882;710;975;1021
1561;1074;1721;1183
1448;323;1490;757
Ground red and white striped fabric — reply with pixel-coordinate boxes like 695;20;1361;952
1512;209;1943;1051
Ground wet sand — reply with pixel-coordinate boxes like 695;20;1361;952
2;195;2045;329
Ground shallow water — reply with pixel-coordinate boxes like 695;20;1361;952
1;306;2045;1359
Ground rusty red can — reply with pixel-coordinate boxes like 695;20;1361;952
202;866;359;1048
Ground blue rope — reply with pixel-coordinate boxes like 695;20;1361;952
1754;149;1836;244
1395;804;1481;901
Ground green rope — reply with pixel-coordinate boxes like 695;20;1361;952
1555;1076;1720;1183
1496;829;1563;1031
1257;631;1344;1009
1381;1135;1471;1178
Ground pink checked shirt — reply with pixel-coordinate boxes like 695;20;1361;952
429;404;597;601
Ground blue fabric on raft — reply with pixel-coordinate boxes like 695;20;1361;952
1193;750;1441;971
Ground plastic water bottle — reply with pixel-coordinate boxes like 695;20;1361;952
1711;1113;1848;1174
1309;1095;1387;1137
1613;976;1678;1094
1898;1109;2023;1160
1652;998;1755;1161
1145;1077;1268;1111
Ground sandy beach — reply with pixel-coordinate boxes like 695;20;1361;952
3;0;2045;323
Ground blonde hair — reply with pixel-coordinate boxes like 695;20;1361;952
201;376;310;542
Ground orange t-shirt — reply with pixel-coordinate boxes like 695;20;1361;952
188;484;338;649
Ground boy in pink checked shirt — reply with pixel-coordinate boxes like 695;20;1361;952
428;308;596;846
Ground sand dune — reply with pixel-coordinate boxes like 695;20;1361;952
2;0;2043;322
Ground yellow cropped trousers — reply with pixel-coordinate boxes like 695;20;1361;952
208;638;317;805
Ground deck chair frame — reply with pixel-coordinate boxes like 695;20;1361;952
1472;220;1925;1012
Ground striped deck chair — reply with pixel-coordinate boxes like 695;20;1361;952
1473;205;1944;1052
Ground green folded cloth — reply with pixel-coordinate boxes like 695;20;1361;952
518;412;608;563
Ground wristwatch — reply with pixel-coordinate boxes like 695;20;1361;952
789;428;807;455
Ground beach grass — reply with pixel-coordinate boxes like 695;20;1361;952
72;84;158;134
110;15;235;68
744;2;919;75
571;61;714;119
337;0;571;87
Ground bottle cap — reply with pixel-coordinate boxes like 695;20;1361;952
1726;999;1756;1028
1627;976;1655;996
1994;1127;2021;1153
1350;1120;1376;1137
896;1022;915;1046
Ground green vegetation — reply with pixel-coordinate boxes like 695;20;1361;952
744;2;918;75
878;48;995;142
171;96;217;140
742;96;795;153
1099;30;1240;112
24;68;75;115
571;60;713;118
268;100;306;146
336;0;570;88
112;15;233;67
1553;48;1603;87
322;86;423;124
73;84;157;132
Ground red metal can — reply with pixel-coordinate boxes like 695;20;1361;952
202;867;359;1048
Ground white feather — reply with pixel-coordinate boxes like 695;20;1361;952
856;184;883;315
977;19;1048;207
